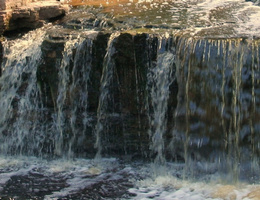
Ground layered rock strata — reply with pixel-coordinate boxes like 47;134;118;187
0;0;69;34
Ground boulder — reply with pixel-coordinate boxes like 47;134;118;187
0;1;69;34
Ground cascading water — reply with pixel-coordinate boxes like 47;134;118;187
67;36;95;158
0;0;260;199
55;35;95;158
171;37;260;181
0;27;47;156
94;32;120;159
37;30;98;158
146;34;175;165
55;36;81;157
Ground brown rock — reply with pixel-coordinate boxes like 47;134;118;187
0;0;69;34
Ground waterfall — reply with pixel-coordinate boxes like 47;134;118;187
0;27;47;156
0;27;98;158
95;32;120;159
171;36;260;180
0;29;258;174
55;36;80;157
146;34;175;165
68;37;95;158
55;33;97;158
0;0;260;198
0;29;259;200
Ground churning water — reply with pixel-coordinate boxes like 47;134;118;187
0;0;260;199
0;156;260;199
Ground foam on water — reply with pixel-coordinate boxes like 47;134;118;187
0;157;259;199
0;156;122;199
167;0;260;37
129;164;260;200
0;156;42;188
234;4;260;36
130;177;258;200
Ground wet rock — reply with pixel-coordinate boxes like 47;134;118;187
88;32;110;112
38;37;65;109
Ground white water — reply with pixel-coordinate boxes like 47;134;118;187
0;156;259;199
55;35;82;156
166;0;260;37
0;26;49;156
45;31;97;158
147;34;175;165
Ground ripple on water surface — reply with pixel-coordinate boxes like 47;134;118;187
64;0;260;38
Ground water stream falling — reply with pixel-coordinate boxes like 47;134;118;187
94;32;120;159
147;34;175;165
0;27;47;156
55;36;82;157
55;35;95;158
172;37;260;181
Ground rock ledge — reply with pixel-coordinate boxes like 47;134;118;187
0;0;69;34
